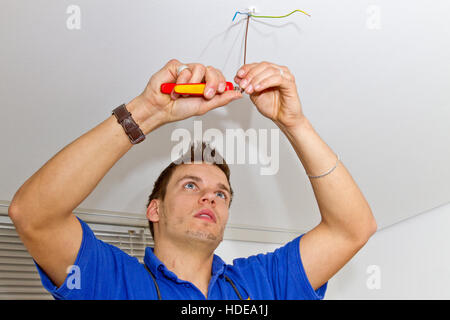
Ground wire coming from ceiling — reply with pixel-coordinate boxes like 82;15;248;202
234;9;311;67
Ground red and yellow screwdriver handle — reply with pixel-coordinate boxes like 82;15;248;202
160;82;238;96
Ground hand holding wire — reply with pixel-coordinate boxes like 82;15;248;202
234;61;305;129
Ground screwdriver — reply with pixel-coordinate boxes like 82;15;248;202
160;82;243;97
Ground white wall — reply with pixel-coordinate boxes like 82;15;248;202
216;202;450;299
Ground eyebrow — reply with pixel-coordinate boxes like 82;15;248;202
176;175;231;197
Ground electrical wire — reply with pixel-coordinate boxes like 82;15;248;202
237;14;250;93
232;11;250;22
234;8;311;65
243;14;249;66
232;9;311;21
251;9;310;19
234;9;310;92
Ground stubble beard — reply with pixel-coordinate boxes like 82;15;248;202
185;222;225;247
162;207;225;248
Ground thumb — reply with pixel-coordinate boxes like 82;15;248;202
197;90;243;115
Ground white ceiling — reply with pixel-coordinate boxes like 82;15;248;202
1;0;449;232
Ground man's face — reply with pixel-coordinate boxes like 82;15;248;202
151;163;232;248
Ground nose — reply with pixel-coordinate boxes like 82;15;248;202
199;190;216;206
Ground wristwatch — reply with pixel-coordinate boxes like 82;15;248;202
112;104;145;144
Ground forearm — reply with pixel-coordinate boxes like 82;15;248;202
280;117;377;240
9;97;155;230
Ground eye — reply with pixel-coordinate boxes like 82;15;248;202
216;191;226;199
184;182;196;190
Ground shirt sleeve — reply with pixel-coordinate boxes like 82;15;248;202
33;216;142;300
232;234;328;300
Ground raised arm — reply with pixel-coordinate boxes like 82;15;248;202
8;59;242;287
234;61;377;291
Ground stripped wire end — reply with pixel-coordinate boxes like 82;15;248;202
234;86;245;93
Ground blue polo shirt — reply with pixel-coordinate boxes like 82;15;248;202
34;217;327;300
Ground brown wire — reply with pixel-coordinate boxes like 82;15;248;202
244;14;250;65
239;15;250;93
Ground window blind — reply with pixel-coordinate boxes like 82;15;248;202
0;206;153;300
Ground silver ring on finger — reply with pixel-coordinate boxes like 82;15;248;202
177;65;190;76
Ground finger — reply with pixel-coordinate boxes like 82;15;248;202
160;59;191;100
172;66;193;99
235;63;257;80
197;89;243;115
213;68;227;93
255;65;294;93
250;72;284;94
155;59;184;99
203;66;222;99
187;63;207;83
236;62;272;92
177;63;207;99
163;58;185;81
246;66;283;94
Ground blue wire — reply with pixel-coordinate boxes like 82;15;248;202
232;11;250;21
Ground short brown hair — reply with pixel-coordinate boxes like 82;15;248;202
146;142;233;239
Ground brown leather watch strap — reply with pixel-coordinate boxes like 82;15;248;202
112;104;145;144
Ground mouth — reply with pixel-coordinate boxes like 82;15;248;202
194;209;217;223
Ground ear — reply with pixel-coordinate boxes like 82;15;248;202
146;199;161;223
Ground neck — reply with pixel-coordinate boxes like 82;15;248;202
153;239;216;297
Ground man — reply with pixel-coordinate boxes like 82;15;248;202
8;59;377;299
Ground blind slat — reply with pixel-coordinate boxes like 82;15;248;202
0;287;49;294
0;257;35;266
0;271;41;279
0;243;27;251
0;229;19;236
0;279;43;287
0;236;23;244
0;249;31;258
0;293;52;300
0;264;38;272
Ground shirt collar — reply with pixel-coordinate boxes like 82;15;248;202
211;254;226;277
143;247;227;282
